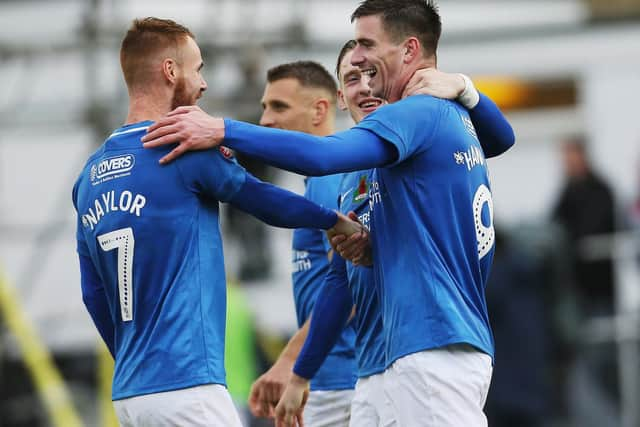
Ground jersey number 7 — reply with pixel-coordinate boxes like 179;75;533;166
98;227;135;321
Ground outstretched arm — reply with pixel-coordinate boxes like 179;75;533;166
224;121;397;176
142;106;397;173
228;173;366;239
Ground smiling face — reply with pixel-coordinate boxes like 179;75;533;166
337;49;384;124
350;14;409;103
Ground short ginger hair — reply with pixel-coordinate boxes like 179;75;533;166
120;17;194;90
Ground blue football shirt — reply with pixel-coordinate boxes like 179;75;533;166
356;95;496;365
73;121;246;400
338;170;385;378
291;174;357;390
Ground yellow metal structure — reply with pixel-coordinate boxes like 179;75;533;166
97;341;118;427
0;267;83;427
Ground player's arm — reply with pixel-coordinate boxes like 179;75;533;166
224;123;396;176
249;318;311;418
294;254;353;379
173;149;364;235
468;92;515;158
142;106;398;173
78;254;115;357
275;255;354;425
229;173;339;229
73;183;115;357
403;69;514;158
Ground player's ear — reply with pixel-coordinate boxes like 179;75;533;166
162;58;178;84
337;90;348;111
402;37;420;64
312;98;330;126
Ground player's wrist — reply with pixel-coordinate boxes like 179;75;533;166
456;74;480;109
278;350;298;368
290;373;310;387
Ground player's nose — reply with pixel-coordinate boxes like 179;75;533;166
350;45;366;66
358;80;372;96
259;112;275;127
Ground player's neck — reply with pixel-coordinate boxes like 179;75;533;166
393;57;436;103
125;93;172;125
314;120;335;137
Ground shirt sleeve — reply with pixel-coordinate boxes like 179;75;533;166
223;119;397;176
356;95;442;166
174;147;247;202
228;174;338;230
72;181;90;257
79;253;115;357
469;93;516;158
293;254;354;380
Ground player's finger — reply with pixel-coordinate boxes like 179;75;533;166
259;398;272;419
275;409;289;427
330;234;347;246
347;211;359;222
336;232;365;253
284;412;295;427
143;133;180;150
249;383;266;417
403;70;429;97
267;401;277;419
143;116;178;136
166;105;197;116
402;78;419;98
142;125;182;147
339;238;369;261
158;144;187;164
265;383;282;407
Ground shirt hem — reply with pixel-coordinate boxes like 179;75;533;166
113;377;226;401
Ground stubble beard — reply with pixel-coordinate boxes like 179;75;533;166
171;77;196;110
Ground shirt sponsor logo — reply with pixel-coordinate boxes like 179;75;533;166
368;180;382;211
461;115;478;141
292;250;311;273
90;154;135;185
454;145;485;172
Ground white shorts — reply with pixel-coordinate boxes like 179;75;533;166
304;389;354;427
382;344;492;427
349;372;395;427
113;384;243;427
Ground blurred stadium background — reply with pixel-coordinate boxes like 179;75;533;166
0;0;639;426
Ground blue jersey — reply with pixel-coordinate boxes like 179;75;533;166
73;121;246;400
291;174;357;391
356;95;496;365
338;170;385;378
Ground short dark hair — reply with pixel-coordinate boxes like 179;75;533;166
351;0;441;58
335;40;357;79
266;61;337;102
121;17;194;89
